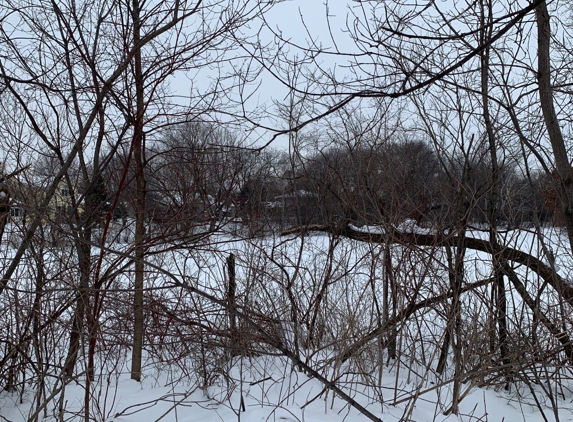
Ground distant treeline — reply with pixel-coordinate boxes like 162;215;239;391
94;122;554;235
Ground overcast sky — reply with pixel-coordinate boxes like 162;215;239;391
255;1;352;149
170;1;359;150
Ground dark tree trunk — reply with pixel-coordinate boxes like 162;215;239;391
131;0;146;382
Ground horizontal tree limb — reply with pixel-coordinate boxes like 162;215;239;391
282;225;573;305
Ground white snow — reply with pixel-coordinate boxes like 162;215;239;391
1;224;572;421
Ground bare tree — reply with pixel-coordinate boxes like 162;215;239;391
0;0;280;418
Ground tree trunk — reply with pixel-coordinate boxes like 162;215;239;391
227;253;238;355
63;237;91;378
536;2;573;249
480;0;509;383
384;242;396;360
131;0;146;382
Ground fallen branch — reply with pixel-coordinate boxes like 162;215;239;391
282;225;573;305
283;224;573;364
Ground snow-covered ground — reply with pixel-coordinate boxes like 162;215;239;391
1;224;573;421
3;353;570;421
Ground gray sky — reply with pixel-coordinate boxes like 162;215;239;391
170;1;358;150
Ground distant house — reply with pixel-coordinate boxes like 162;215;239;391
51;182;77;222
9;201;24;220
4;178;80;225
